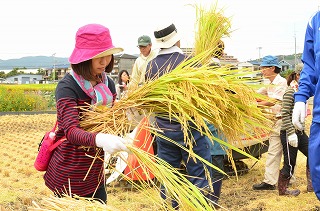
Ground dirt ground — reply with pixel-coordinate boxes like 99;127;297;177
1;113;320;211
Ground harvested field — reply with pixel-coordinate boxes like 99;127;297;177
0;113;320;210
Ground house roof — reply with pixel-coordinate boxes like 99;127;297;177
114;53;138;59
279;59;294;66
53;64;70;69
248;60;260;66
6;74;43;79
238;62;253;67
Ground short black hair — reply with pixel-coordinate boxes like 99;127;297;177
274;66;281;74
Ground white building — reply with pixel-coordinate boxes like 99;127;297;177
237;62;261;79
5;74;43;84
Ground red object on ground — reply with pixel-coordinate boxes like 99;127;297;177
307;108;311;116
124;117;155;181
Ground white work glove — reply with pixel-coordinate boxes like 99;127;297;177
292;102;306;131
288;133;298;148
124;126;138;144
95;133;130;154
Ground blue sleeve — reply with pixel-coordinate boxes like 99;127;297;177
206;122;227;155
295;12;319;103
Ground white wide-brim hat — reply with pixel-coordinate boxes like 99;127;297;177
154;23;181;49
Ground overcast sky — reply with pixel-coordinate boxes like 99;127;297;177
0;0;319;62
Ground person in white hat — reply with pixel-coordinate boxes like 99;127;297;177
278;66;312;197
145;23;183;78
145;23;214;209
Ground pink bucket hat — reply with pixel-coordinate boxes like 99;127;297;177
69;24;123;64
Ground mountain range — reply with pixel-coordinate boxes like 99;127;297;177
0;53;302;71
0;56;69;70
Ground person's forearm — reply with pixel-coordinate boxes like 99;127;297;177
257;101;275;106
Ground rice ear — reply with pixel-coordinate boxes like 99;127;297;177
193;3;233;63
80;55;272;152
29;194;117;211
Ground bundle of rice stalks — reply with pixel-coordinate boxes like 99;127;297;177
193;3;232;63
80;1;270;153
76;2;273;210
29;144;222;211
81;54;272;150
29;194;117;211
116;145;218;210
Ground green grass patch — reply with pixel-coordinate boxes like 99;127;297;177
0;84;56;91
0;84;56;111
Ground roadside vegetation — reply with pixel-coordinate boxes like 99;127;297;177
0;84;56;112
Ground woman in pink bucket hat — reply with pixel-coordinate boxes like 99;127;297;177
68;24;123;64
43;23;131;203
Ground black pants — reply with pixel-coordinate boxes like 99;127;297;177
280;130;309;178
54;185;107;203
83;185;107;203
212;155;225;180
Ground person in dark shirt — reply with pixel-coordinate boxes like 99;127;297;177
44;24;130;203
145;23;213;209
278;68;312;196
116;69;130;100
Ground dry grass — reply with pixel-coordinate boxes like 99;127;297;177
0;113;320;210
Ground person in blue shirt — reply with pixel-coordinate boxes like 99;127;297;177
206;123;227;206
292;11;320;200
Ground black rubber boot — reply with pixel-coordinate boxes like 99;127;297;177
306;168;314;192
278;173;300;196
212;180;222;204
203;180;223;209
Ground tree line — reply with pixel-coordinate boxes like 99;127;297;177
0;67;45;79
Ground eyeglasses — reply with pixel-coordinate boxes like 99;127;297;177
137;45;149;49
259;66;272;70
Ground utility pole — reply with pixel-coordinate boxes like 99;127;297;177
294;24;297;68
257;47;262;61
294;34;297;67
52;53;56;81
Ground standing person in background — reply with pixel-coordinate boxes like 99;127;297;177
206;123;227;207
292;11;320;200
209;40;225;67
44;24;130;203
130;35;158;88
145;23;213;209
128;35;157;130
116;69;130;100
206;40;227;207
278;67;312;197
252;55;288;191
